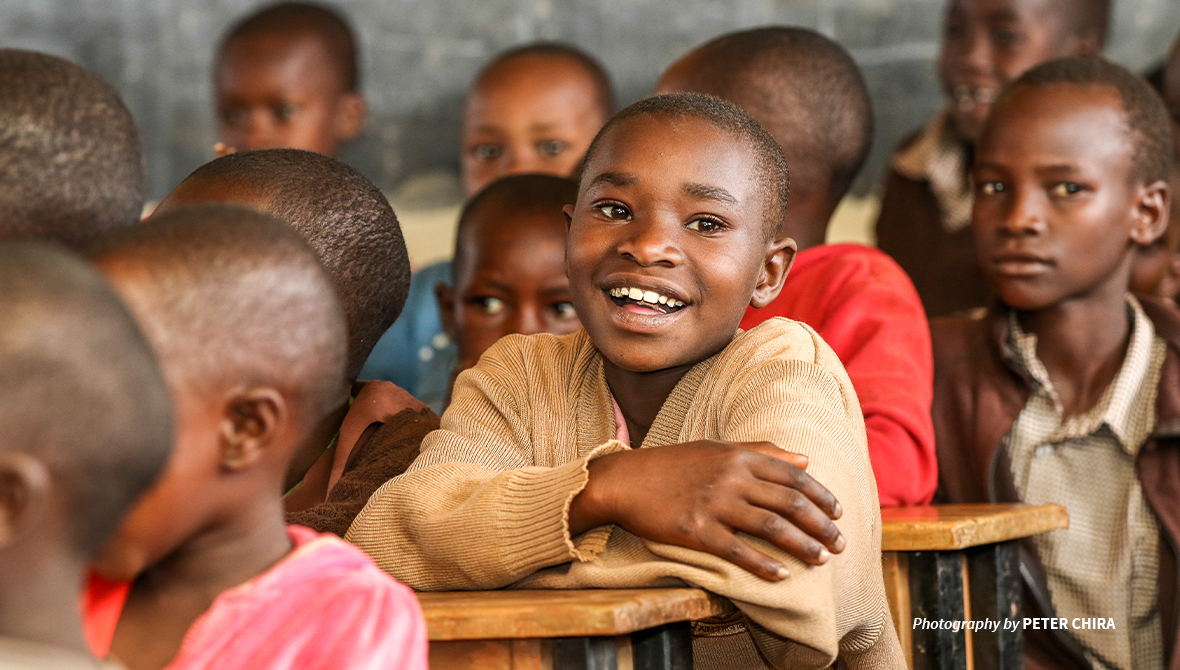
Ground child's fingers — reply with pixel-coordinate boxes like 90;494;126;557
700;526;790;582
743;481;845;556
738;440;808;470
746;450;843;521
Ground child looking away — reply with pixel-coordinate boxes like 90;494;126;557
436;174;582;390
0;49;144;248
931;58;1176;669
152;149;432;536
82;206;427;670
657;27;936;506
350;93;904;669
0;243;171;670
214;2;365;157
362;43;613;411
875;0;1108;316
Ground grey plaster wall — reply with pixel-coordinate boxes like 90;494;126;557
2;0;1179;201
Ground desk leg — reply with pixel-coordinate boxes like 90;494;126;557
631;622;693;670
909;551;968;670
551;636;617;670
967;541;1022;670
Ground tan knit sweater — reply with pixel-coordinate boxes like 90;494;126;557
347;318;905;669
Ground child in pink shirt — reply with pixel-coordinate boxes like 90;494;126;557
82;205;427;670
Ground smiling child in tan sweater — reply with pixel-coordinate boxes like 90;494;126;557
348;93;904;669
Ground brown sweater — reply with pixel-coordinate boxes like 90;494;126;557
347;319;904;669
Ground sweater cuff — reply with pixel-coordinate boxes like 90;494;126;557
566;440;630;560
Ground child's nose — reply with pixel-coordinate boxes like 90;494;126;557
1002;190;1047;236
242;110;278;149
617;217;684;268
510;306;546;336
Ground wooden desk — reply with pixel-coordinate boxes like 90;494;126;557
420;588;734;670
880;503;1069;670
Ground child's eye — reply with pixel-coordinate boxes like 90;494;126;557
476;297;505;315
978;181;1005;196
685;217;725;233
552;302;577;320
594;203;632;221
273;103;298;121
536;140;568;157
219;107;247;125
1050;182;1084;197
473;144;502;161
989;28;1022;48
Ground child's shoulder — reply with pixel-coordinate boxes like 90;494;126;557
728;317;840;371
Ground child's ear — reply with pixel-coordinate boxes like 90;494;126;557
1129;180;1170;248
0;453;51;548
750;236;797;309
218;388;287;472
436;282;459;341
562;204;575;231
335;92;367;143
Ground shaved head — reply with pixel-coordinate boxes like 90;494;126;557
155;149;408;383
658;27;872;218
0;242;171;555
474;43;614;121
221;2;359;92
88;205;347;425
0;49;144;249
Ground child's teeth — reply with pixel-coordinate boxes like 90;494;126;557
627;287;643;300
658;296;667;305
642;290;659;304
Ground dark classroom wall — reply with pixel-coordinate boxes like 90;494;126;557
3;0;1179;201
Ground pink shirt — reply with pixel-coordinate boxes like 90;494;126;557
83;525;428;670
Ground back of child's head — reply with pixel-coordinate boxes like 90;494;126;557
0;242;171;560
90;205;347;427
154;149;408;383
0;49;144;249
216;2;363;155
463;42;614;196
999;57;1172;187
583;92;789;242
939;0;1110;144
443;174;581;370
658;27;871;219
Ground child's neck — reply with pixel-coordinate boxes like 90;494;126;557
1016;278;1132;418
0;552;90;653
603;359;695;446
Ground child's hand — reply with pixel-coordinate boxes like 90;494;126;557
569;441;845;582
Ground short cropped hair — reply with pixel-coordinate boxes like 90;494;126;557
665;27;872;208
582;92;789;241
1009;57;1173;185
162;149;409;382
221;2;359;91
454;174;578;284
0;242;171;556
0;49;144;249
477;42;614;120
89;205;347;423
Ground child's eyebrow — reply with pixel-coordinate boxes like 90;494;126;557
683;182;737;205
588;171;637;189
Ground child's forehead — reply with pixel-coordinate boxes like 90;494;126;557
983;84;1131;161
585;114;759;186
471;56;600;106
948;0;1057;21
219;30;341;82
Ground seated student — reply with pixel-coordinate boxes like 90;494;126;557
82;206;427;670
657;27;937;506
931;58;1179;669
361;42;614;413
435;174;582;402
349;93;904;668
150;148;431;536
875;0;1108;317
213;2;365;157
0;49;144;248
0;243;171;670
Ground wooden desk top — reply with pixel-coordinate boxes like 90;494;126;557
881;503;1068;551
417;588;734;641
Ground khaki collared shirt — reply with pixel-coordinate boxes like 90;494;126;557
1004;296;1167;670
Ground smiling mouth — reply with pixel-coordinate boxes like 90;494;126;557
607;286;688;315
952;85;998;113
